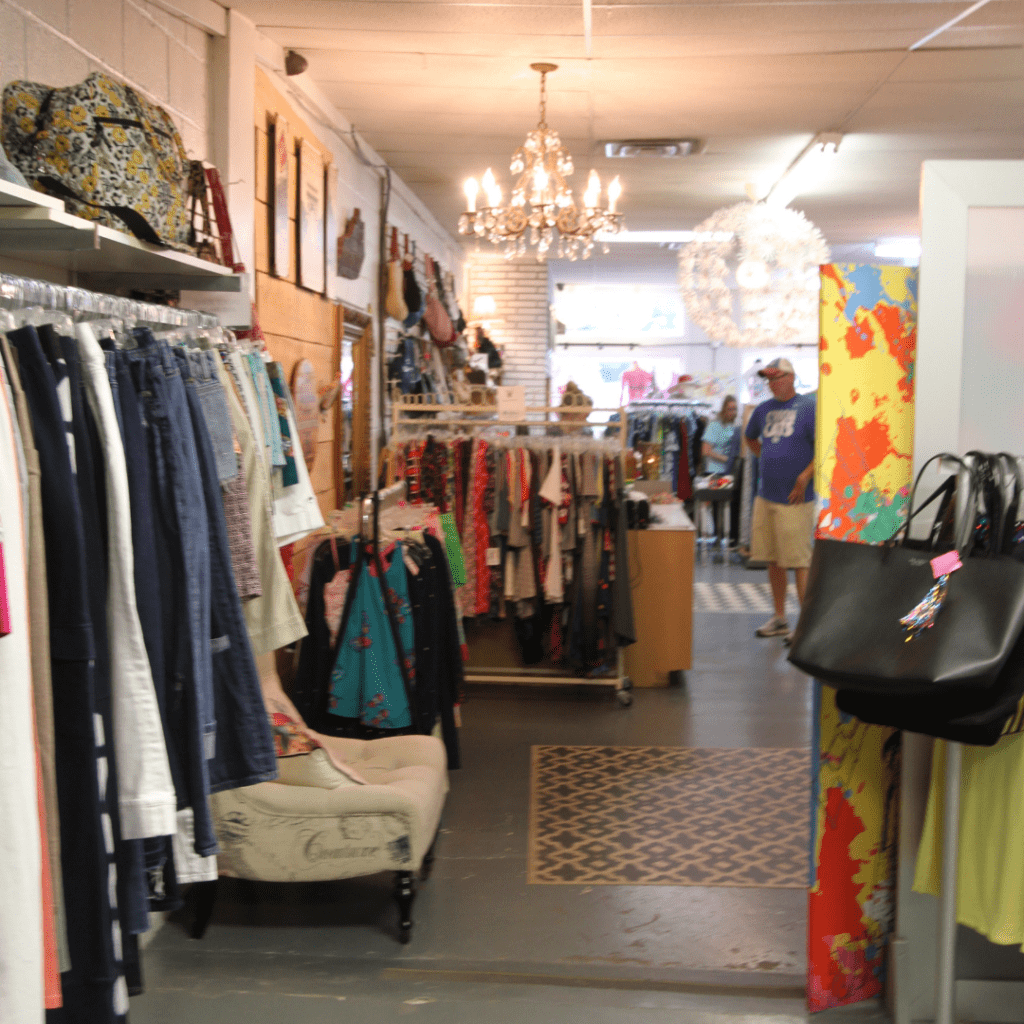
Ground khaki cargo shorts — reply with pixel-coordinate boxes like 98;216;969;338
750;497;815;569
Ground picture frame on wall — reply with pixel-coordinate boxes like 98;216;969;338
297;138;326;294
325;162;339;300
268;114;290;278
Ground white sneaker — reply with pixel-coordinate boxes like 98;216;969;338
756;616;790;638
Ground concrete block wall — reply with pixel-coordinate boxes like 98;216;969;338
466;253;550;407
0;0;209;160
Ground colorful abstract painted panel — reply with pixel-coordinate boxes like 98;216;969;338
808;263;917;1012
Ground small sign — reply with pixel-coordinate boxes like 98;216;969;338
496;385;525;419
485;546;501;566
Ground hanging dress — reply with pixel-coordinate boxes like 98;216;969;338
328;541;414;730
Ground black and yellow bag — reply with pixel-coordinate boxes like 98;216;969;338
2;72;193;251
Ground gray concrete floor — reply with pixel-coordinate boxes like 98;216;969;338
131;561;888;1023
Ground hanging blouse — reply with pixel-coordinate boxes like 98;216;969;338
328;542;413;730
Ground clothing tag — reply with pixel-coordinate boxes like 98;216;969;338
485;546;501;566
931;550;963;578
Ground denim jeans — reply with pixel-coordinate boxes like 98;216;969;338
176;348;278;793
179;348;237;485
129;333;217;857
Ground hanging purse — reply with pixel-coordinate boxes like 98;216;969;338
402;237;424;329
422;254;455;347
446;269;467;333
788;453;1024;697
835;454;1024;745
337;208;365;279
385;226;408;322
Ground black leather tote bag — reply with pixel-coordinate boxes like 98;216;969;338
834;454;1024;744
788;454;1024;697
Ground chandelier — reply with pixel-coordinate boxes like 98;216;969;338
458;63;624;261
677;202;830;348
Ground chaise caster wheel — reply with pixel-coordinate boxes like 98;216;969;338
617;689;633;707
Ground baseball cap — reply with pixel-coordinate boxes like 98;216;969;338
758;357;795;379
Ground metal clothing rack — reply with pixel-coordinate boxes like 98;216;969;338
0;273;221;329
626;397;713;413
391;394;635;707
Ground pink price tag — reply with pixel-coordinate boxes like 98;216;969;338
930;550;963;578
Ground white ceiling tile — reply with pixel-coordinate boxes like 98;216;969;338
239;0;1024;245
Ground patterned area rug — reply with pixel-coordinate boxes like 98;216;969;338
528;745;811;887
693;580;800;615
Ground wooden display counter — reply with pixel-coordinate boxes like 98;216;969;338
624;502;695;687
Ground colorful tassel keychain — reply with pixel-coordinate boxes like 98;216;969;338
899;573;950;641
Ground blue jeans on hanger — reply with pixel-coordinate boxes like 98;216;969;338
175;347;278;794
128;333;217;857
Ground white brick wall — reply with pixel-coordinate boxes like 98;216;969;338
466;253;550;407
0;0;209;160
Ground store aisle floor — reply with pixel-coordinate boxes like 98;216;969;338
132;561;836;1022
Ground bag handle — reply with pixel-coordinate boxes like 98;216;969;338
996;453;1023;553
893;452;979;555
965;451;1004;558
390;226;399;261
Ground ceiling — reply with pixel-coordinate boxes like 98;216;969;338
236;0;1024;249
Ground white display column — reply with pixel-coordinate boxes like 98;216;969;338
894;159;1024;1024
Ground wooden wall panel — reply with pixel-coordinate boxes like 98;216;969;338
254;65;346;537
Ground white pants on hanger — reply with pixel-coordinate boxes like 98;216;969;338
0;359;44;1022
77;325;177;839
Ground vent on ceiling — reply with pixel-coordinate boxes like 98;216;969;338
602;139;701;159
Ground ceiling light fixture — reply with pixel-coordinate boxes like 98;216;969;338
678;202;830;348
459;63;624;261
603;139;700;159
764;132;843;209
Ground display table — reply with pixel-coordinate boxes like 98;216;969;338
624;502;695;687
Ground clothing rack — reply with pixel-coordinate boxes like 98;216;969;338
391;396;635;707
393;395;629;458
0;273;221;329
626;397;713;412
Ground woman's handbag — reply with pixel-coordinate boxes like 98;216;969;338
422;255;455;347
2;72;193;250
402;238;423;329
337;208;365;279
834;454;1024;745
788;453;1024;697
385;227;408;322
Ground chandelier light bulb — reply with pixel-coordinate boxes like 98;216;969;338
482;168;497;206
464;177;478;213
607;175;622;214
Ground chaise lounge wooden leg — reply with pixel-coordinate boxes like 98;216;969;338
190;879;219;940
419;836;437;882
395;870;416;944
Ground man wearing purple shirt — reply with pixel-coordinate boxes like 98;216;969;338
744;358;816;642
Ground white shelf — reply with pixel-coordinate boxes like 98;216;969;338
0;178;64;211
0;184;240;291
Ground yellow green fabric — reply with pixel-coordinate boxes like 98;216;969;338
914;733;1024;951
